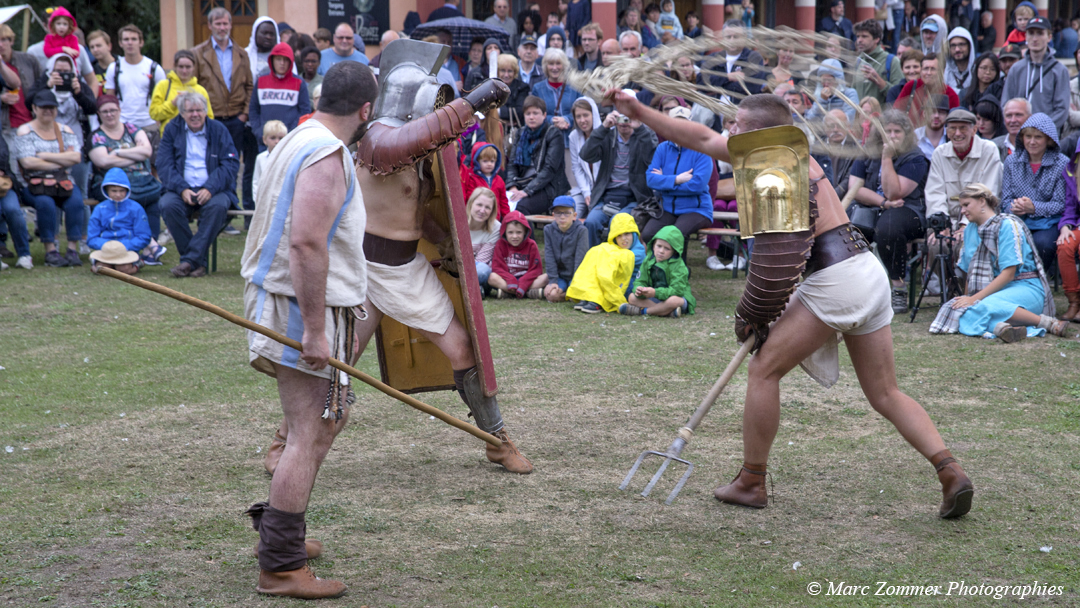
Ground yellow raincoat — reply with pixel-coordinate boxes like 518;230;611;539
150;71;214;135
566;213;639;312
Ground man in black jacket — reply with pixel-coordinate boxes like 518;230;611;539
704;21;766;105
579;108;658;246
506;96;569;216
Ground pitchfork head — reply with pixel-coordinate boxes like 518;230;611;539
619;437;694;505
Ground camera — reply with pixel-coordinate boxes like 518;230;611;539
928;212;952;233
55;72;74;92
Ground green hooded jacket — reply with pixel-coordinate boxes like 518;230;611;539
633;225;696;314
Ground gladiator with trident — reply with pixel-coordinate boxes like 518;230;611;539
601;38;974;516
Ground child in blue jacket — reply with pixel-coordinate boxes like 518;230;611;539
88;168;154;272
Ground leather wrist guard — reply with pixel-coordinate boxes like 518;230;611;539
463;78;510;116
356;98;478;176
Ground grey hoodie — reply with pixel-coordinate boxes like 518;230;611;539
1000;50;1072;131
943;27;975;92
543;217;589;281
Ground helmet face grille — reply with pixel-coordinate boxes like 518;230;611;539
435;86;451;110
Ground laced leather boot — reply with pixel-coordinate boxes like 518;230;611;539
713;462;768;508
264;431;286;476
931;449;974;519
486;428;533;474
256;565;347;599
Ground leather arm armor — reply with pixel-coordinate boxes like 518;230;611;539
356;79;510;176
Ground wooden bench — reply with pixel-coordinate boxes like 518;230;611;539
208;209;254;273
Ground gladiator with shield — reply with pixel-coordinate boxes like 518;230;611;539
608;90;974;518
261;39;531;479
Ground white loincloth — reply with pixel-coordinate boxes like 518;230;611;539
366;253;455;335
794;253;893;387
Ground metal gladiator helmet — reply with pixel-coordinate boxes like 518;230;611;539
371;38;456;127
728;126;811;239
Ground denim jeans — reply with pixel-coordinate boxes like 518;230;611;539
24;185;84;245
0;190;30;256
476;261;492;286
584;186;636;247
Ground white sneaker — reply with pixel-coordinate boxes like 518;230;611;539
732;255;747;270
15;255;32;269
705;255;726;271
157;230;172;246
0;260;7;270
79;240;91;255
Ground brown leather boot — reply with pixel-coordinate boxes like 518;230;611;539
713;462;768;508
256;565;347;599
1063;291;1080;322
264;431;286;476
930;449;974;519
254;539;323;560
486;429;533;474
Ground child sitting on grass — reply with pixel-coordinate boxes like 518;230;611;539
567;212;639;313
87;168;152;274
542;196;589;302
467;188;501;290
489;210;548;298
620;225;695;317
252;120;287;204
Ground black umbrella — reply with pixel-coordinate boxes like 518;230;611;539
410;17;511;59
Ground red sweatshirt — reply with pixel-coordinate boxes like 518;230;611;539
44;8;80;59
491;210;543;296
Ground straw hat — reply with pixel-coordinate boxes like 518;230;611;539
89;240;139;265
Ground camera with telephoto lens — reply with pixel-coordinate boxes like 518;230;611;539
928;212;952;233
55;72;74;92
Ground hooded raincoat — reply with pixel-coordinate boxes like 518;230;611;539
656;3;684;40
566;213;639;311
87;168;152;252
150;70;215;135
646;137;714;220
634;225;696;313
943;27;976;92
460;142;510;219
1001;113;1068;232
490;210;545;295
249;42;311;145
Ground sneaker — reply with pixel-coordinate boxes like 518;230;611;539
15;255;32;270
671;306;682;318
573;301;584;311
0;260;7;270
65;248;82;267
142;245;167;266
44;250;68;267
157;229;172;246
705;255;726;271
618;303;644;316
995;323;1027;343
891;288;908;314
731;255;747;270
495;288;509;300
0;245;13;259
222;224;242;236
526;288;543;299
78;240;91;255
580;301;602;314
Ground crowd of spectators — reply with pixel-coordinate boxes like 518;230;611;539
2;1;1080;331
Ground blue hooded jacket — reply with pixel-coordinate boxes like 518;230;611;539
646;139;714;220
87;168;152;252
1001;112;1068;232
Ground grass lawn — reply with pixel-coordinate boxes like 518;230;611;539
1;231;1078;607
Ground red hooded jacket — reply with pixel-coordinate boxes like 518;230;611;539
44;7;80;59
459;142;509;219
491;210;543;296
250;42;311;143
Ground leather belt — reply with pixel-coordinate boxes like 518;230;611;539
803;223;870;277
363;233;419;267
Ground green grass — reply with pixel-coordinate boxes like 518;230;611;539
1;233;1078;607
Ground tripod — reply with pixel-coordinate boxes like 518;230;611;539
909;232;962;322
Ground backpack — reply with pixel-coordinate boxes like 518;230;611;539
112;58;160;106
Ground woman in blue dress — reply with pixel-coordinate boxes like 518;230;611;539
929;183;1067;341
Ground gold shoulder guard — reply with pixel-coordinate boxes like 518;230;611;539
728;125;811;239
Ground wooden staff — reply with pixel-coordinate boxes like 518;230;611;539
96;268;501;447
